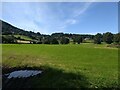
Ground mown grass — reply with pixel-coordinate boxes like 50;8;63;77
14;35;32;41
2;43;118;88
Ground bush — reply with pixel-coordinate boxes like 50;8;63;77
103;32;113;44
94;33;102;44
51;38;59;44
60;37;69;44
37;41;42;44
114;33;120;44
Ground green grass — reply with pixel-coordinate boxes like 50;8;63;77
14;35;32;41
2;43;118;88
83;39;94;43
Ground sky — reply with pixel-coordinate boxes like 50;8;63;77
1;2;118;35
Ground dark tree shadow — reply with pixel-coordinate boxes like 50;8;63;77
2;65;90;89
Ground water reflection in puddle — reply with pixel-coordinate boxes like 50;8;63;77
5;70;42;79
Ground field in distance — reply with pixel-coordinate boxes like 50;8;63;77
2;43;118;88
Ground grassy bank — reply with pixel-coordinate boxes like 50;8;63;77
2;43;118;88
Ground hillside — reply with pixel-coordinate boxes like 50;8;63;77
1;20;95;44
1;20;37;36
1;20;119;46
1;20;42;43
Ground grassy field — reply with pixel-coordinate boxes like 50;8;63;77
14;35;32;41
2;43;118;88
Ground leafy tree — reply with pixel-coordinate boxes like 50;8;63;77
103;32;113;44
60;37;69;44
2;36;6;43
94;33;102;44
36;41;42;44
17;36;21;40
51;38;59;44
43;37;51;44
0;36;2;43
73;36;83;44
32;41;37;44
2;35;16;43
37;32;41;35
114;33;120;44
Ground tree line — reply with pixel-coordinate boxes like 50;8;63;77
94;32;120;44
2;32;120;45
1;20;120;45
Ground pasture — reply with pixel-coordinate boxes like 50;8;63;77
2;43;118;88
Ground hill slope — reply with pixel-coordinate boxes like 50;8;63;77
1;20;95;44
1;20;39;36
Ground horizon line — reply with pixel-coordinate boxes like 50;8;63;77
1;19;118;35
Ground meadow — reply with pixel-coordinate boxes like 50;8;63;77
2;43;118;88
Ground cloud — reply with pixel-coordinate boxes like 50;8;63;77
56;2;94;31
65;19;77;25
2;2;94;34
73;2;94;17
36;2;93;33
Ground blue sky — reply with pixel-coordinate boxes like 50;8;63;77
1;2;118;35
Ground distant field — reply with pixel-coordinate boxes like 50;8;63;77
2;43;118;88
14;35;32;41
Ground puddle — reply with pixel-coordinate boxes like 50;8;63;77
4;70;42;79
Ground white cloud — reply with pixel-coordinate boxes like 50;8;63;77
65;19;77;25
2;2;94;34
74;2;94;17
55;2;94;31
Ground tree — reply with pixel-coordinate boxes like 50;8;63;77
17;36;21;40
0;36;2;43
60;37;69;44
114;33;120;44
103;32;113;44
2;36;6;43
32;41;37;44
37;41;42;44
73;36;83;44
94;33;102;44
43;37;51;44
2;35;16;43
37;32;41;36
51;38;59;44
